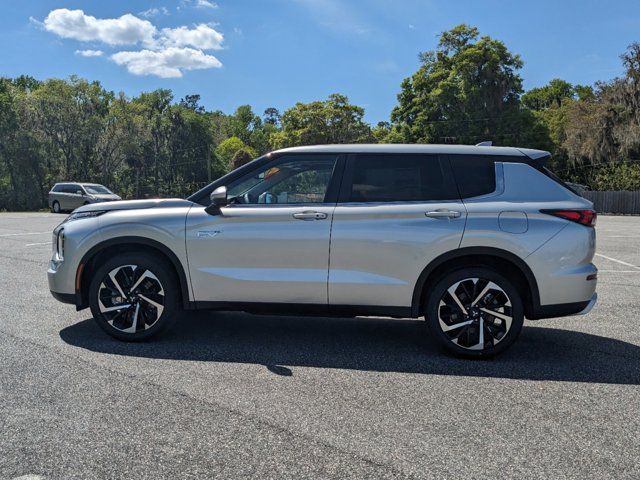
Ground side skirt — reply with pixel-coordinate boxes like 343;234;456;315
187;302;415;319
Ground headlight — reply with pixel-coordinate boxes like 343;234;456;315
64;210;107;223
52;228;64;265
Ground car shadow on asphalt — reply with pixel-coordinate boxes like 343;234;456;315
59;311;640;385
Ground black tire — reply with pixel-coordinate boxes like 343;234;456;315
88;253;179;341
52;201;61;213
425;267;524;358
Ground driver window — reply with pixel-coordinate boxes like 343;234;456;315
226;155;337;205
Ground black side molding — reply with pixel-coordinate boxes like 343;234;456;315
188;301;412;318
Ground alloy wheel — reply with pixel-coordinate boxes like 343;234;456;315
97;264;165;333
437;277;513;351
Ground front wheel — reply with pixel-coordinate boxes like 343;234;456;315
88;253;178;341
425;268;524;358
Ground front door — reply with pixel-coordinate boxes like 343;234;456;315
186;154;342;305
328;153;466;308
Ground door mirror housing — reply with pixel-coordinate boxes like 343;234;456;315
205;186;228;215
76;190;84;196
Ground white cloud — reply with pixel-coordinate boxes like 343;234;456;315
75;49;104;57
41;8;226;78
178;0;218;10
111;47;222;78
161;24;224;50
43;9;156;46
183;0;218;9
196;0;218;8
139;7;170;18
29;16;45;29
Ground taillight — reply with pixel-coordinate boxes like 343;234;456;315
541;209;597;227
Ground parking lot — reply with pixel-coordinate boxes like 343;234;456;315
0;212;638;479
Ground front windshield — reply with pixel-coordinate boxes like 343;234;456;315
84;185;112;194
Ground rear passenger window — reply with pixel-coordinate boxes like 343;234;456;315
449;155;496;198
349;155;458;202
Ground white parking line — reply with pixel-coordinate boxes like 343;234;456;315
0;231;50;237
595;253;640;269
25;242;51;246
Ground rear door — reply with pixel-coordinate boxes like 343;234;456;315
328;153;466;308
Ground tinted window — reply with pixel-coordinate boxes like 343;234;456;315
449;155;497;198
227;155;338;205
348;154;457;202
52;184;63;192
84;184;112;194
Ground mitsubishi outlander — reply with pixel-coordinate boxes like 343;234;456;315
48;144;598;357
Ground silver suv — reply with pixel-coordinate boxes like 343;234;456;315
48;145;597;357
49;182;121;213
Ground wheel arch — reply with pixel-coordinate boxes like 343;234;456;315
411;247;540;318
75;236;191;310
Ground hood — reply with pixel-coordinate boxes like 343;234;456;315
74;198;194;213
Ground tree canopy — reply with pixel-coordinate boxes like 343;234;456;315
270;94;373;149
388;24;537;146
1;25;640;210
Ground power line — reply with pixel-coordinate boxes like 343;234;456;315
553;158;640;175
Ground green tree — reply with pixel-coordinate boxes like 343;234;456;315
390;24;538;146
29;76;113;180
270;93;373;149
215;136;256;170
522;79;575;111
231;147;256;170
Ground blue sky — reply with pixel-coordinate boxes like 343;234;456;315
1;0;638;123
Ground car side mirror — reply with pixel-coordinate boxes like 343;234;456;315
76;190;84;196
205;186;228;215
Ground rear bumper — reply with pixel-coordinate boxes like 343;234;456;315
528;293;597;320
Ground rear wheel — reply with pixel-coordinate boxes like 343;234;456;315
52;201;60;213
88;253;178;341
425;268;524;358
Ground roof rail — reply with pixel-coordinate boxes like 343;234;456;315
475;141;493;147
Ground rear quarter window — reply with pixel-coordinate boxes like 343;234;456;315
449;155;497;198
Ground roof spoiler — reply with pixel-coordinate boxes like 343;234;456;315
517;148;551;167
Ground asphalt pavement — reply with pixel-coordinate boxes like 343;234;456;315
0;212;639;479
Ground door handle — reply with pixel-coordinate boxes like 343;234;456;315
292;211;328;220
425;210;461;219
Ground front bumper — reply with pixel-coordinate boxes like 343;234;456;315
50;290;76;305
